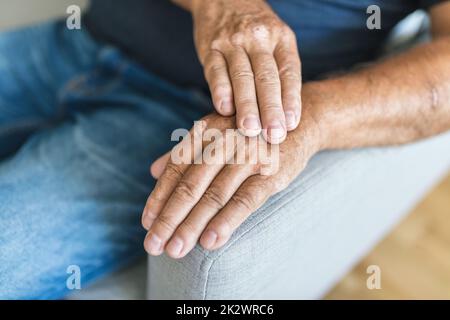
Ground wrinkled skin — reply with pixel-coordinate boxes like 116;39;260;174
142;103;321;259
191;0;302;144
146;1;450;258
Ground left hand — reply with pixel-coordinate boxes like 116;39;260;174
191;0;302;144
141;108;322;259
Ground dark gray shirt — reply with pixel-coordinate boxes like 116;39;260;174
84;0;442;89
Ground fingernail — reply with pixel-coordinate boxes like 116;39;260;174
146;233;162;255
243;116;261;130
166;237;184;257
268;121;286;142
201;230;217;249
285;111;297;130
242;116;261;136
220;99;233;114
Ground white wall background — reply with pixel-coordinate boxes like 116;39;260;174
0;0;88;31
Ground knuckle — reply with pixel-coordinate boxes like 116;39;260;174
276;24;296;42
154;214;178;233
232;191;255;211
255;69;279;84
235;97;257;109
230;69;254;81
210;39;224;50
259;163;278;177
230;32;245;46
202;188;227;209
261;103;283;112
205;63;227;79
165;162;184;179
204;50;216;62
250;24;269;36
177;219;199;237
173;179;198;201
279;67;301;81
146;193;157;206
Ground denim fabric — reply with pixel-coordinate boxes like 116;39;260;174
0;5;441;299
0;21;209;299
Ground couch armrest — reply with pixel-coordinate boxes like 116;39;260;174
148;132;450;299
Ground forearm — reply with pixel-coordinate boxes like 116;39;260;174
306;37;450;150
171;0;268;13
170;0;193;11
171;0;210;12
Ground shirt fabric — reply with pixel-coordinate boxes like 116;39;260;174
84;0;443;89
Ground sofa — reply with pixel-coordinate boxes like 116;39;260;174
3;1;448;299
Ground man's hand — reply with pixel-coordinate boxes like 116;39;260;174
141;106;322;259
145;1;450;260
190;0;302;144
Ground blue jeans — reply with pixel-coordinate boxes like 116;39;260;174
0;21;211;299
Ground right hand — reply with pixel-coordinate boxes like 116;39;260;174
142;103;323;258
191;0;302;144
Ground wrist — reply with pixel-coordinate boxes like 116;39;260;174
190;0;202;13
190;0;221;15
297;82;334;154
190;0;268;17
171;0;197;12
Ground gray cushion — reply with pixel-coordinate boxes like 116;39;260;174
147;132;450;299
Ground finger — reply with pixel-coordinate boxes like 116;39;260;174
274;37;302;131
145;133;237;256
150;152;170;179
249;50;286;144
145;162;224;256
225;46;261;137
142;122;206;231
142;161;188;232
200;175;274;251
204;50;234;116
165;163;257;258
